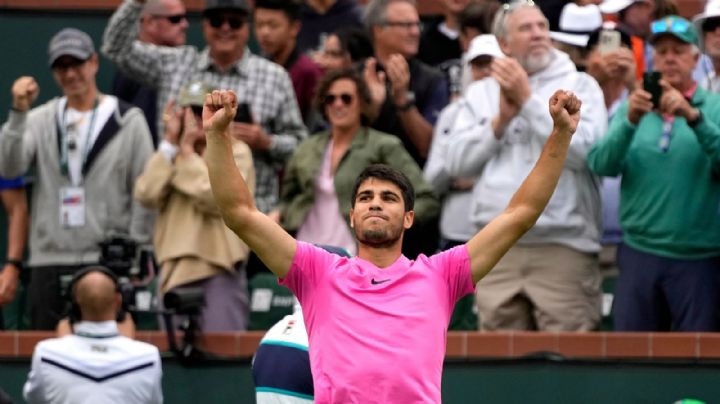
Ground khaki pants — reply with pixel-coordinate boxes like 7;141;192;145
476;244;601;331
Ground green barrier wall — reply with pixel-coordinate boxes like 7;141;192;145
2;358;720;403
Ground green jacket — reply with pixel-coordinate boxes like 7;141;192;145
587;85;720;259
280;127;439;232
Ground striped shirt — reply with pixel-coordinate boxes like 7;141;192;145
102;0;307;212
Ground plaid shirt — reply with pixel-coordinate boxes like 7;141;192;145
102;0;307;212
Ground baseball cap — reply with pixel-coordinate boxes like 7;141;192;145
203;0;249;14
178;81;215;107
693;0;720;51
47;28;95;67
465;35;503;64
598;0;649;14
649;15;699;46
550;3;603;47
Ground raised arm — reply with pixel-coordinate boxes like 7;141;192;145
203;90;296;278
466;90;581;284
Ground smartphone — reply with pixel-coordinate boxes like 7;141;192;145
234;102;253;123
643;71;662;109
598;29;621;55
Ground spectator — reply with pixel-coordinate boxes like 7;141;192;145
693;0;720;92
417;0;471;99
313;26;374;73
103;0;306;215
135;82;255;332
0;176;28;330
363;0;447;258
457;0;502;94
203;86;583;402
549;3;603;71
280;69;439;256
254;0;323;128
422;33;502;331
363;0;448;167
465;34;503;81
112;0;188;147
252;300;312;403
584;23;636;278
0;28;154;330
599;0;656;77
296;0;363;54
587;16;720;331
444;0;607;331
23;266;163;403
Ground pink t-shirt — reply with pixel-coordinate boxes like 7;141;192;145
280;241;475;403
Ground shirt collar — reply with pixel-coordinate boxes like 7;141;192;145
73;321;120;338
197;47;252;77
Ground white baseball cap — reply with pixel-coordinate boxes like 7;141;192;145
693;0;720;51
465;34;503;64
599;0;648;14
550;3;603;47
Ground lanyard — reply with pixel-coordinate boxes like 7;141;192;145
658;116;674;153
59;96;99;183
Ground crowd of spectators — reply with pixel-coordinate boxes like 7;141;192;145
0;0;719;401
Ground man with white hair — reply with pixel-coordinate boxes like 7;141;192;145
444;0;607;331
588;15;720;332
694;0;720;92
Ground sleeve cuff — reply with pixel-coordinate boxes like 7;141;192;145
158;140;178;162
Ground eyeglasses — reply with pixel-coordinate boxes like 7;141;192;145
324;93;354;106
153;14;187;24
651;17;691;36
702;18;720;33
383;21;422;30
206;14;245;30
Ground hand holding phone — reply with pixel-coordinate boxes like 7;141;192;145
598;29;621;55
643;71;663;109
234;102;253;123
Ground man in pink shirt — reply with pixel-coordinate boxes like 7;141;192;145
203;89;582;403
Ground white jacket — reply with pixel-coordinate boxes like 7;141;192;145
444;49;607;253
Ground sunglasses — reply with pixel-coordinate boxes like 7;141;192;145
154;14;187;24
651;17;690;36
206;14;245;30
52;58;87;72
702;18;720;33
324;93;354;106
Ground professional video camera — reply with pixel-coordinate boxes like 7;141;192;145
98;235;156;313
162;287;214;364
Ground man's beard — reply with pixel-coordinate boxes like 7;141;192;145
355;227;402;249
520;48;554;74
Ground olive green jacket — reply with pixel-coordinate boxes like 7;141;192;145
280;127;439;232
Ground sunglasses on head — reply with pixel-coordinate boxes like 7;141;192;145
206;14;245;30
702;18;720;33
651;17;690;36
324;93;354;106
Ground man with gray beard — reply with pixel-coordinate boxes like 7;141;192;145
443;0;608;331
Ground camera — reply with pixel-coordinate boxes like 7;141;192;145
163;287;205;315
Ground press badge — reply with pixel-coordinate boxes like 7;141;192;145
60;187;86;227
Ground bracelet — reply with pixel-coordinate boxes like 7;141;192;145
5;259;22;271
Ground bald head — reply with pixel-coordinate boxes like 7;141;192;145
74;271;120;322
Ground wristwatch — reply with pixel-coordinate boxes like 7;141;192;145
5;259;22;271
396;91;416;112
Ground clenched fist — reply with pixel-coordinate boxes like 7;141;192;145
12;76;40;112
549;90;582;135
203;90;238;137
